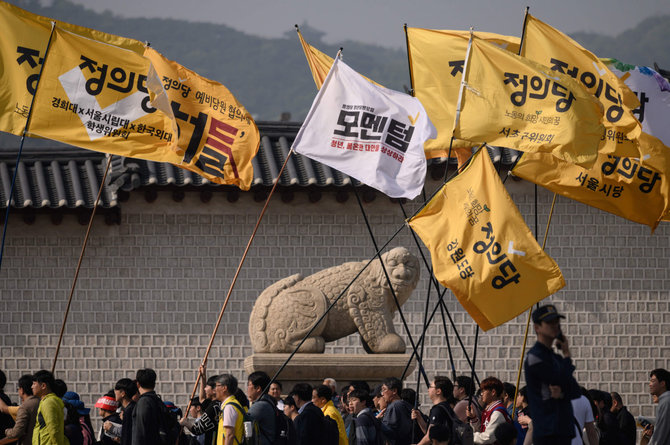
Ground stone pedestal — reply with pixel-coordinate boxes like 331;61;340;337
244;353;416;390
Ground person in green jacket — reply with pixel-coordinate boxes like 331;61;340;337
31;370;68;445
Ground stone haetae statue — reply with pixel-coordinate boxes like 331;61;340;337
249;247;420;353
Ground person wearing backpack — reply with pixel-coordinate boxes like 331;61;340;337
348;389;384;445
466;377;512;445
214;374;246;445
412;376;463;445
312;385;348;445
246;371;277;445
381;377;413;445
132;368;164;445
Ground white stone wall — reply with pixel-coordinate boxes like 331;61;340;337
1;179;668;428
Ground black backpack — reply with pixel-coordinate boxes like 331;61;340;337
146;394;181;445
257;398;297;445
353;410;385;445
436;403;474;445
323;415;340;445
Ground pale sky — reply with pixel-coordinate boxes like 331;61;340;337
61;0;670;49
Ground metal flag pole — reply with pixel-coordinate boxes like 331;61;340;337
264;222;409;395
0;22;56;272
351;185;429;385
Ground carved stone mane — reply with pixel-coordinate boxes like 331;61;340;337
249;247;420;353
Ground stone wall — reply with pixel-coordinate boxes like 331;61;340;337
1;179;668;429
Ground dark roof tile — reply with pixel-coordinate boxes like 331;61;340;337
0;122;518;209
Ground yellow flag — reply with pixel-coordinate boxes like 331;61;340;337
29;27;180;164
0;0;145;135
145;48;260;190
521;14;643;159
296;28;334;90
296;27;381;90
513;148;668;231
453;35;604;168
406;28;520;160
408;149;565;331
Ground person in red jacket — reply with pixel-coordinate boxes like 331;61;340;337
466;377;512;444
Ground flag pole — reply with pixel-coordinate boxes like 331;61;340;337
351;185;429;385
518;7;531;56
451;27;474;144
403;24;415;97
444;27;474;181
511;192;558;420
399;289;443;379
400;201;480;384
509;6;541;420
415;268;432;394
467;325;480;413
184;49;345;419
183;148;295;418
52;154;113;373
439;299;458;382
0;22;57;273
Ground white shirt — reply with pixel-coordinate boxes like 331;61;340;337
222;396;240;428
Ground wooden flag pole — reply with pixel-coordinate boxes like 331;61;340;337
52;154;114;373
511;192;558;420
184;49;345;420
182;148;294;419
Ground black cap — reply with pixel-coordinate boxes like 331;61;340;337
532;304;565;323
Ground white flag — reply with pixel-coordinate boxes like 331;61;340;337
606;62;670;146
293;57;436;199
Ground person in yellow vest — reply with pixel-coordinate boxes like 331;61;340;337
214;374;245;445
31;370;68;445
313;384;348;445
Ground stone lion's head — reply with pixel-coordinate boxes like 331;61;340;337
373;247;420;305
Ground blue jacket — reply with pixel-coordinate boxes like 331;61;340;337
524;341;580;441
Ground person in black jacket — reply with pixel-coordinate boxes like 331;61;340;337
95;393;121;445
381;377;413;445
109;378;136;445
131;368;164;445
0;370;15;439
524;305;581;445
292;383;325;445
348;389;383;445
610;392;636;445
246;371;277;445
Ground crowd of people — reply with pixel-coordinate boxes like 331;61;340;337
0;304;667;445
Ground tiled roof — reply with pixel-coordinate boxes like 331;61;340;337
0;122;521;210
